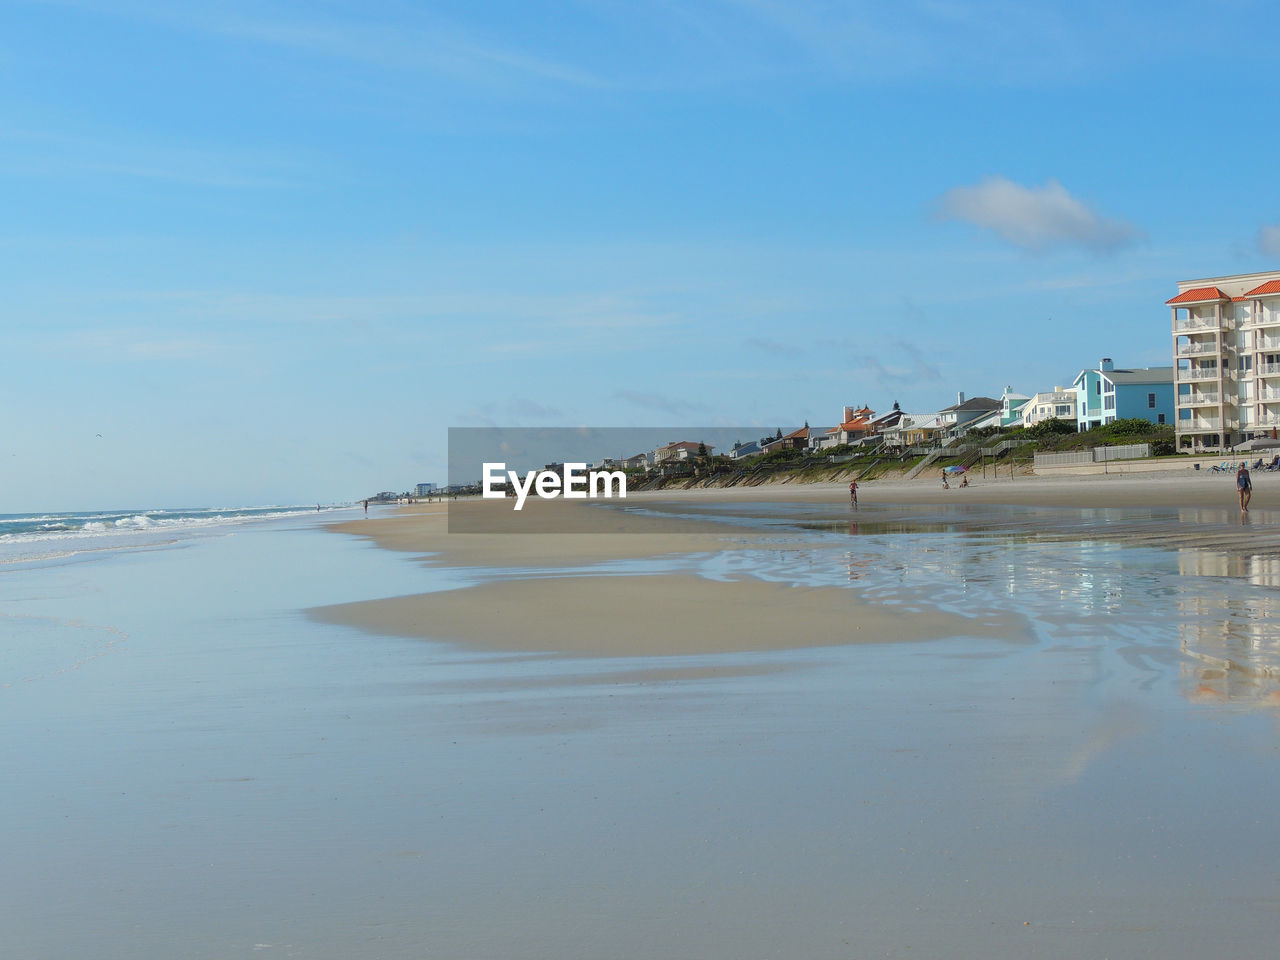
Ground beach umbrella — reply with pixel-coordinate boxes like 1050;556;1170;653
943;465;966;474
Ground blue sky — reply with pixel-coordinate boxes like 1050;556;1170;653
4;0;1278;509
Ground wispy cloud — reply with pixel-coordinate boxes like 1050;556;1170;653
36;0;604;91
744;336;803;356
936;177;1141;253
612;391;709;416
507;398;564;420
0;126;309;189
53;328;227;362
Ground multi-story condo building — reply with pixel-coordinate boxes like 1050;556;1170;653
1168;270;1280;451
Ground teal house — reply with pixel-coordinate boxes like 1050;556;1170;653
1074;358;1174;431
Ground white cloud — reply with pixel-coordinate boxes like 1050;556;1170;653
937;177;1140;253
1258;224;1280;257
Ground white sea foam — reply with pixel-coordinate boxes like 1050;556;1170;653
0;506;351;566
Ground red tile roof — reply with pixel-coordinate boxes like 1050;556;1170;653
1242;279;1280;298
1166;286;1230;305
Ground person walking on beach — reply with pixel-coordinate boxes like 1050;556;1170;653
941;470;949;490
1237;462;1253;512
363;499;369;514
849;480;858;509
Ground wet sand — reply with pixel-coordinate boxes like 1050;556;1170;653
317;574;1028;657
316;472;1277;657
11;495;1280;958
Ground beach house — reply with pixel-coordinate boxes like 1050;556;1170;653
761;426;809;454
867;405;905;440
882;413;944;449
938;393;1001;440
836;406;877;446
622;452;651;471
808;427;840;452
1073;359;1173;433
653;440;715;462
1168;270;1280;451
1020;387;1078;429
998;387;1031;427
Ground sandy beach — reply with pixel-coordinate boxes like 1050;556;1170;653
314;471;1280;658
11;485;1280;959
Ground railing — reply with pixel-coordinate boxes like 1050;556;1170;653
1187;417;1221;430
904;449;943;480
1177;342;1219;356
981;438;1022;456
1033;443;1150;469
1259;363;1280;377
1178;368;1221;381
1257;389;1280;402
1178;392;1219;406
1033;451;1092;467
1175;317;1223;332
1095;443;1151;462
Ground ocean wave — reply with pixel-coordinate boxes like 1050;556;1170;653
0;506;344;546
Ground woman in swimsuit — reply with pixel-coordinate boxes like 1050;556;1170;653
1237;462;1252;512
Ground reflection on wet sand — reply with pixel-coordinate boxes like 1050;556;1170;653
693;501;1280;709
1176;549;1280;705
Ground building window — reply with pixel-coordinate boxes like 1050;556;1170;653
1148;393;1156;408
1158;414;1166;424
1240;356;1253;372
1104;396;1116;410
1095;382;1101;395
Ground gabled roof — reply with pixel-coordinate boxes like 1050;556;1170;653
1243;279;1280;298
941;396;1000;413
896;414;942;429
1104;366;1173;385
1166;286;1230;305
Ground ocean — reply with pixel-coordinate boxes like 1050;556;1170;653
3;500;1280;958
0;505;346;567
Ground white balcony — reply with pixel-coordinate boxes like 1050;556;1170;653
1259;363;1280;377
1186;416;1221;430
1258;337;1280;351
1175;316;1223;332
1258;388;1280;402
1176;341;1220;357
1257;414;1280;428
1178;391;1219;407
1178;367;1220;381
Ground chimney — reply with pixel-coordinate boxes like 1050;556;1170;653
1100;358;1114;372
957;391;965;405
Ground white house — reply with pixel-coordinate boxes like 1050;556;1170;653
1020;387;1078;428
